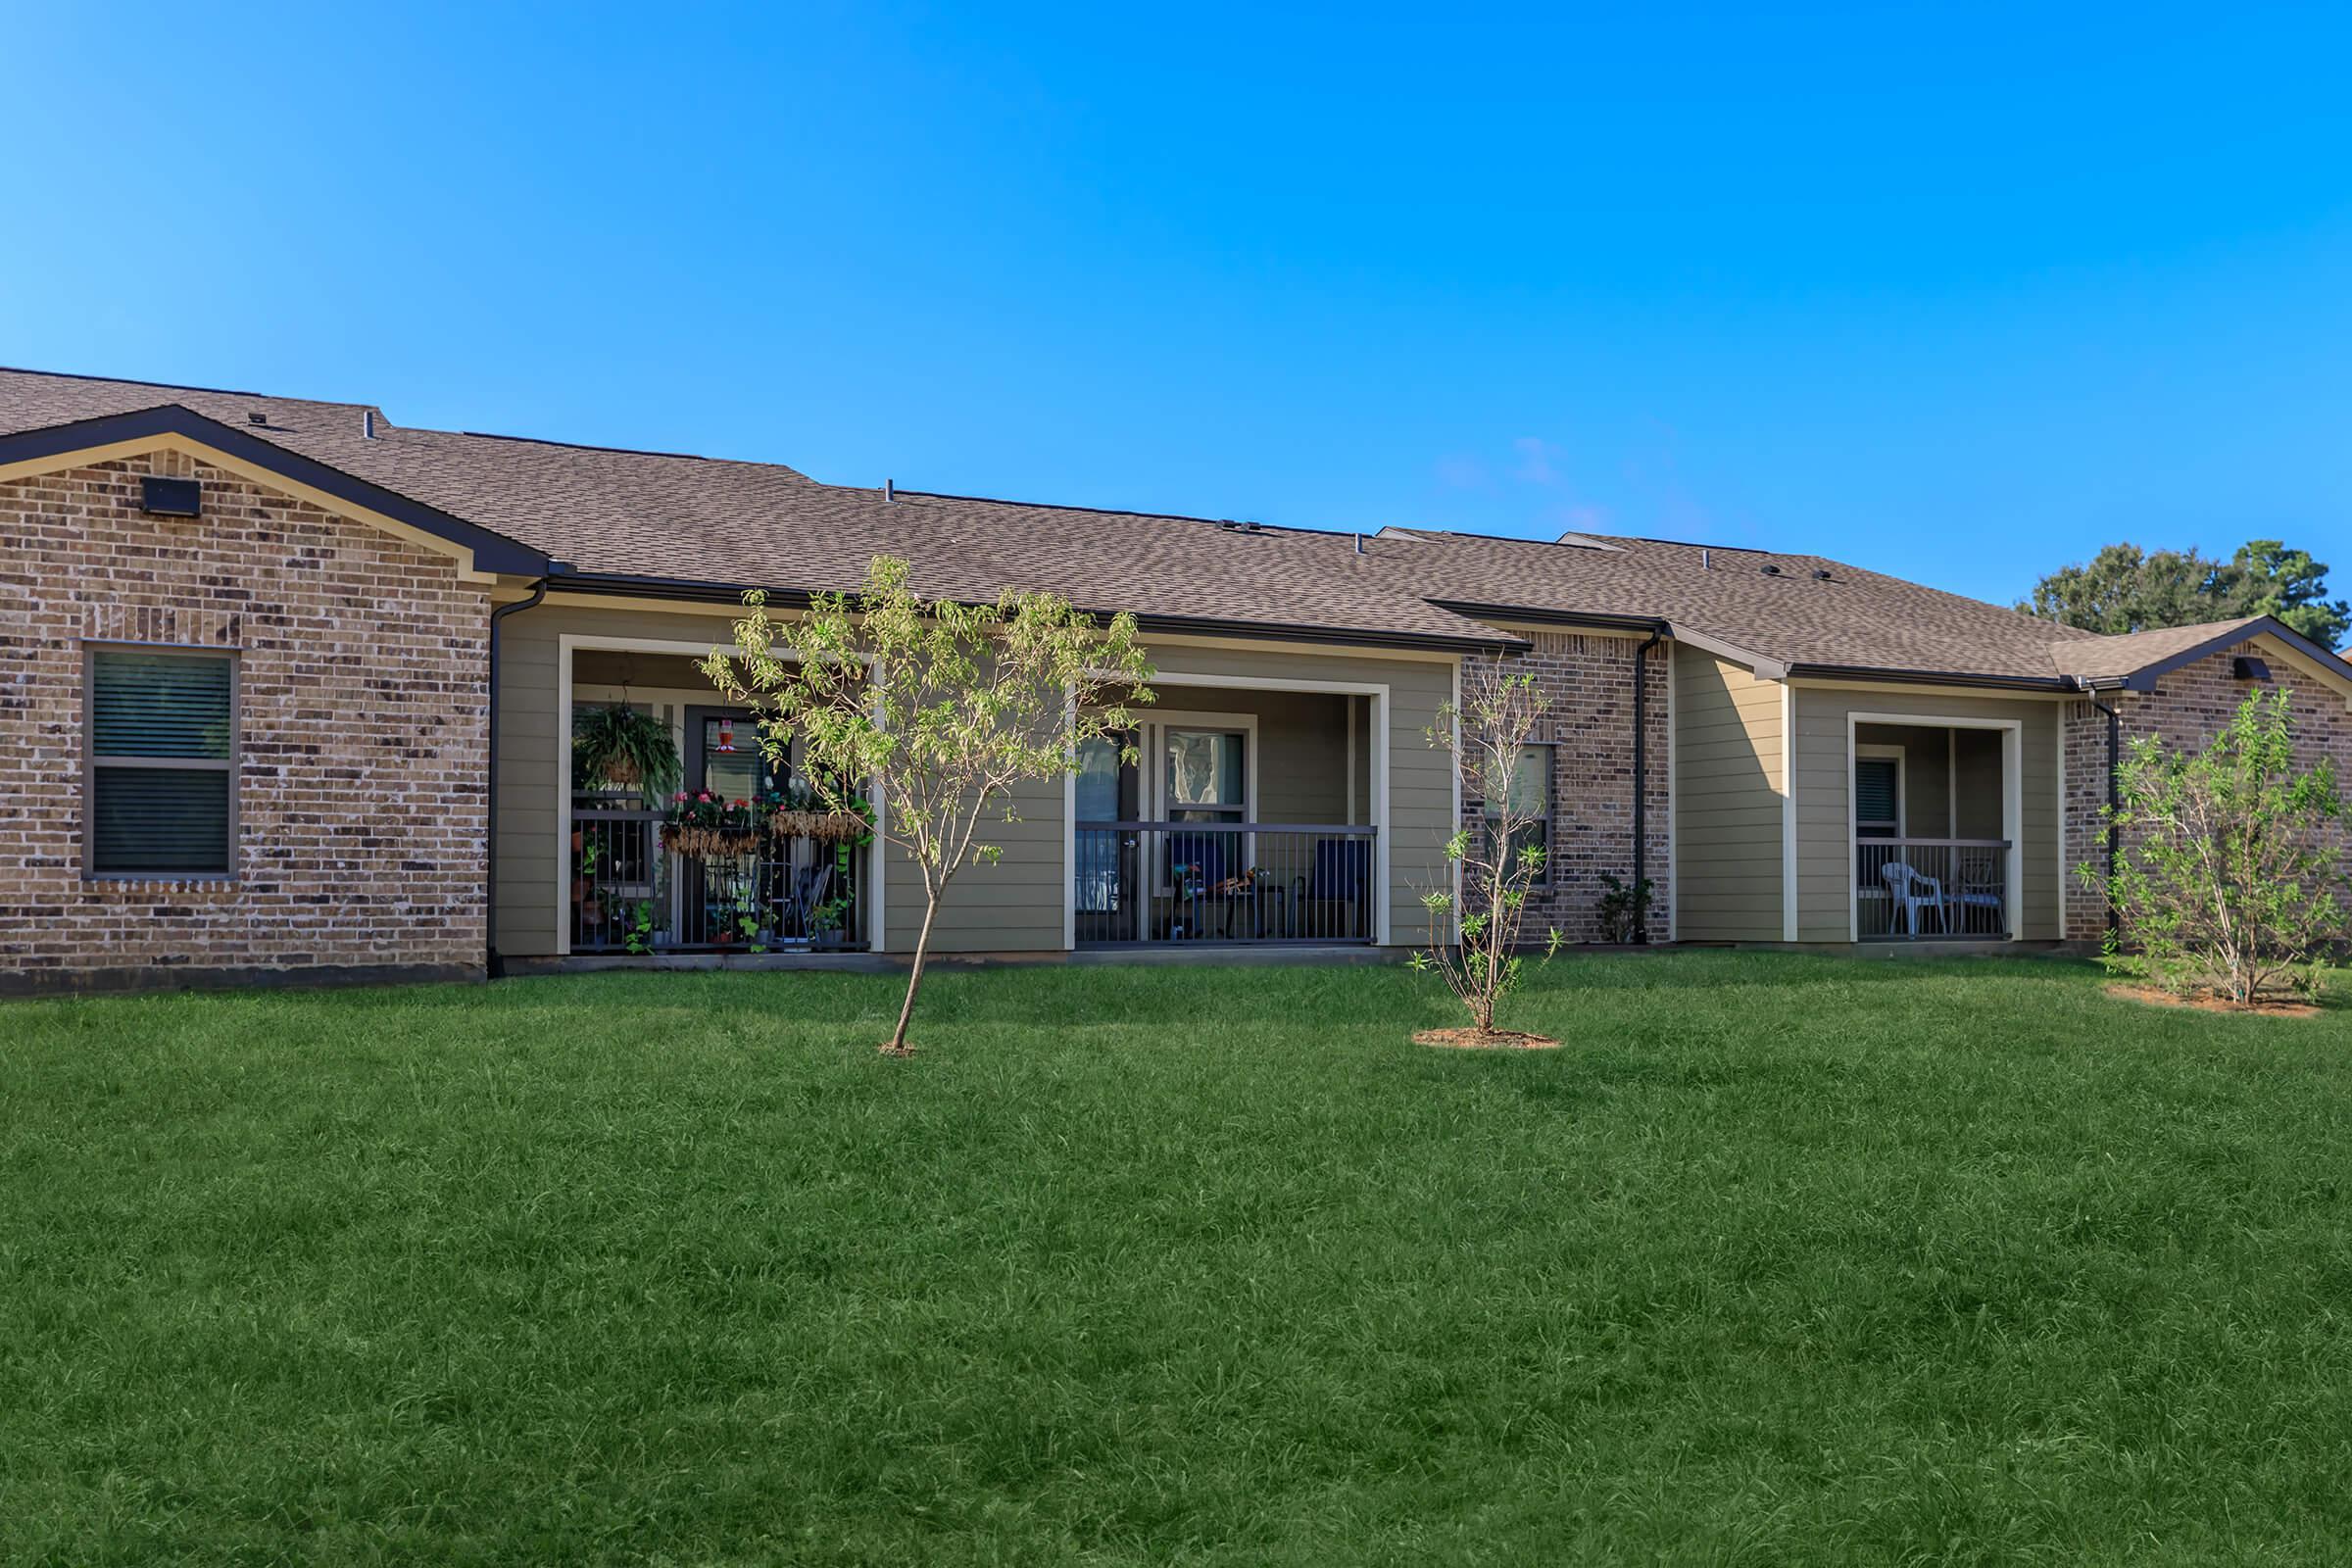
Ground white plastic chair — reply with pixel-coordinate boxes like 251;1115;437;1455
1880;860;1946;936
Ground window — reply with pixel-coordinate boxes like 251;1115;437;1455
1855;748;1904;839
1075;732;1125;822
86;648;236;877
1163;728;1246;824
1484;744;1553;881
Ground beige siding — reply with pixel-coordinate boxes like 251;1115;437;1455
1791;687;2062;942
1672;651;1786;940
494;601;750;957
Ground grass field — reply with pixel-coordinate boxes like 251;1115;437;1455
5;953;2350;1564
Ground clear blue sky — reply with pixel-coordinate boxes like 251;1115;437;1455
4;4;2346;607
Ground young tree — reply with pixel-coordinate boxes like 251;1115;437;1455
1411;662;1565;1037
2086;688;2347;1004
703;555;1152;1054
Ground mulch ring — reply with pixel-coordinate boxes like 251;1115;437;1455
1413;1027;1564;1051
2105;984;2323;1018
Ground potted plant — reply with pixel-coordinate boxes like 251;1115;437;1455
572;705;680;795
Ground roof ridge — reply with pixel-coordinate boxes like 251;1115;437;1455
453;428;711;463
0;363;270;400
899;486;1329;534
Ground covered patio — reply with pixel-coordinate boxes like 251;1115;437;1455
1849;717;2019;940
1071;677;1386;947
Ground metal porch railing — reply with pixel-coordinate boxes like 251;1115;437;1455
1073;821;1377;945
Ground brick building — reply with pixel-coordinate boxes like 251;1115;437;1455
2;365;2347;993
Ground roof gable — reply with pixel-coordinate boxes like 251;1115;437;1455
0;402;547;576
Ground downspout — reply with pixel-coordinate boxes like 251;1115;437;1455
2080;681;2122;942
485;573;552;978
1632;624;1666;943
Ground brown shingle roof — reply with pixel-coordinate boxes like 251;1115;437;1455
0;367;1502;650
1353;528;2106;680
2044;616;2267;683
11;366;2339;686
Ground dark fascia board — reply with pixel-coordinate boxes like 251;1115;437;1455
562;571;1528;655
1427;599;1667;636
1786;662;2074;692
0;404;547;575
2083;616;2352;693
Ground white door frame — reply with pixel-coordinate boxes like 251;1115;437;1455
1844;711;2023;943
1064;673;1391;949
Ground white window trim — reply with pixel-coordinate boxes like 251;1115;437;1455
1853;743;1907;839
1139;710;1259;823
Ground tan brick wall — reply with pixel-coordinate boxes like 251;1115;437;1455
1459;631;1671;944
2061;638;2352;943
0;450;490;991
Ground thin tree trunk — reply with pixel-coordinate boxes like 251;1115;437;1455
886;895;941;1054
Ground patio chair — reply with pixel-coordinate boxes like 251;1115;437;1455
1951;848;2005;935
774;860;833;942
1879;859;1946;936
1296;837;1370;941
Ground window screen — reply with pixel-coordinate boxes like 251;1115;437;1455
1855;756;1900;836
88;650;235;875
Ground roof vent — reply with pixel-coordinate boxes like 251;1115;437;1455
2233;655;2273;682
1759;562;1783;576
1813;568;1834;581
140;475;201;517
883;478;895;504
363;409;376;439
247;412;267;425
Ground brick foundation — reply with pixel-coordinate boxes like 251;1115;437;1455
0;450;491;991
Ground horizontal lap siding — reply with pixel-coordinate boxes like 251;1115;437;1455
494;603;749;956
1673;653;1785;941
1790;688;2062;942
885;769;1063;954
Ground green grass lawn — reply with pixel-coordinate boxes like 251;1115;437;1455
5;954;2351;1565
